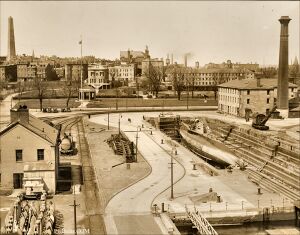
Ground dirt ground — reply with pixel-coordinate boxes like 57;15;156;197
84;119;151;206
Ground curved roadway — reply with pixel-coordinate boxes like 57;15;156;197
90;113;185;234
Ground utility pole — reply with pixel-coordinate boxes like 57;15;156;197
80;35;83;91
170;153;174;199
135;126;139;162
169;148;176;199
187;75;189;110
69;199;80;235
118;113;121;135
107;111;110;130
70;186;80;235
116;88;118;110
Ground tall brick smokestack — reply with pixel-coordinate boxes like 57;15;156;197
277;16;291;118
7;16;16;61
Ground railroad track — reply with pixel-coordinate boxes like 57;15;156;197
77;118;106;235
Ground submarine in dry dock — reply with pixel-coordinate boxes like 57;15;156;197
179;119;238;167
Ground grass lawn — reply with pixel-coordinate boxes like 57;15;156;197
87;98;217;108
13;98;81;109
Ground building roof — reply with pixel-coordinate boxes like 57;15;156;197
120;51;145;59
0;114;59;145
164;66;254;74
218;78;298;90
88;64;108;70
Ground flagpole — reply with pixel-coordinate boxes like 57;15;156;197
80;35;83;91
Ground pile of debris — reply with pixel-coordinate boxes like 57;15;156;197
106;133;135;162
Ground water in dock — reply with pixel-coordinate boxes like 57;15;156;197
178;220;299;235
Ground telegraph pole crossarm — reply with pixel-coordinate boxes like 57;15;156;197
69;199;80;235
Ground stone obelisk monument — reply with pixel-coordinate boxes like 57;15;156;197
7;16;16;61
277;16;291;118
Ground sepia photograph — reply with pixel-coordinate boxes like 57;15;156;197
0;1;299;235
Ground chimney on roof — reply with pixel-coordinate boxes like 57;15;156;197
10;105;29;124
195;61;199;68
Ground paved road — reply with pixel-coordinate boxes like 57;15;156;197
0;93;18;125
90;113;185;234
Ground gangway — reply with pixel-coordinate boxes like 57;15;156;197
185;205;218;235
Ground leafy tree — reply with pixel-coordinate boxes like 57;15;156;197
143;62;163;97
32;77;48;111
62;81;78;108
171;66;185;100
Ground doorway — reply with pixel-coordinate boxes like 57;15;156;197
13;173;24;189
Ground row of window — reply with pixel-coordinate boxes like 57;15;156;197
246;98;272;104
90;72;105;76
89;78;107;84
219;95;239;103
16;149;44;162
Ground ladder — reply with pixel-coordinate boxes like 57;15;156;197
185;205;218;235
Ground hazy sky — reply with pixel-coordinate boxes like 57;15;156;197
0;1;299;66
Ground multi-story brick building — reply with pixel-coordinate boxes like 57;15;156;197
205;60;259;71
65;63;88;82
16;63;38;81
16;63;28;80
109;64;135;86
27;64;37;79
164;66;254;91
0;64;17;82
120;46;150;76
142;58;164;77
218;78;298;117
87;64;110;91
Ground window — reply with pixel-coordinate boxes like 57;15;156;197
267;98;270;104
16;150;23;161
247;90;250;95
267;90;270;95
247;99;250;104
37;149;44;161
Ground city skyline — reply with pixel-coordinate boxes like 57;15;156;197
0;1;299;66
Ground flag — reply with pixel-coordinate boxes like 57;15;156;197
79;40;82;45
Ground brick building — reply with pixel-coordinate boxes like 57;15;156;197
218;78;298;117
164;66;254;91
65;63;88;81
109;63;135;86
0;64;17;82
87;64;110;91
